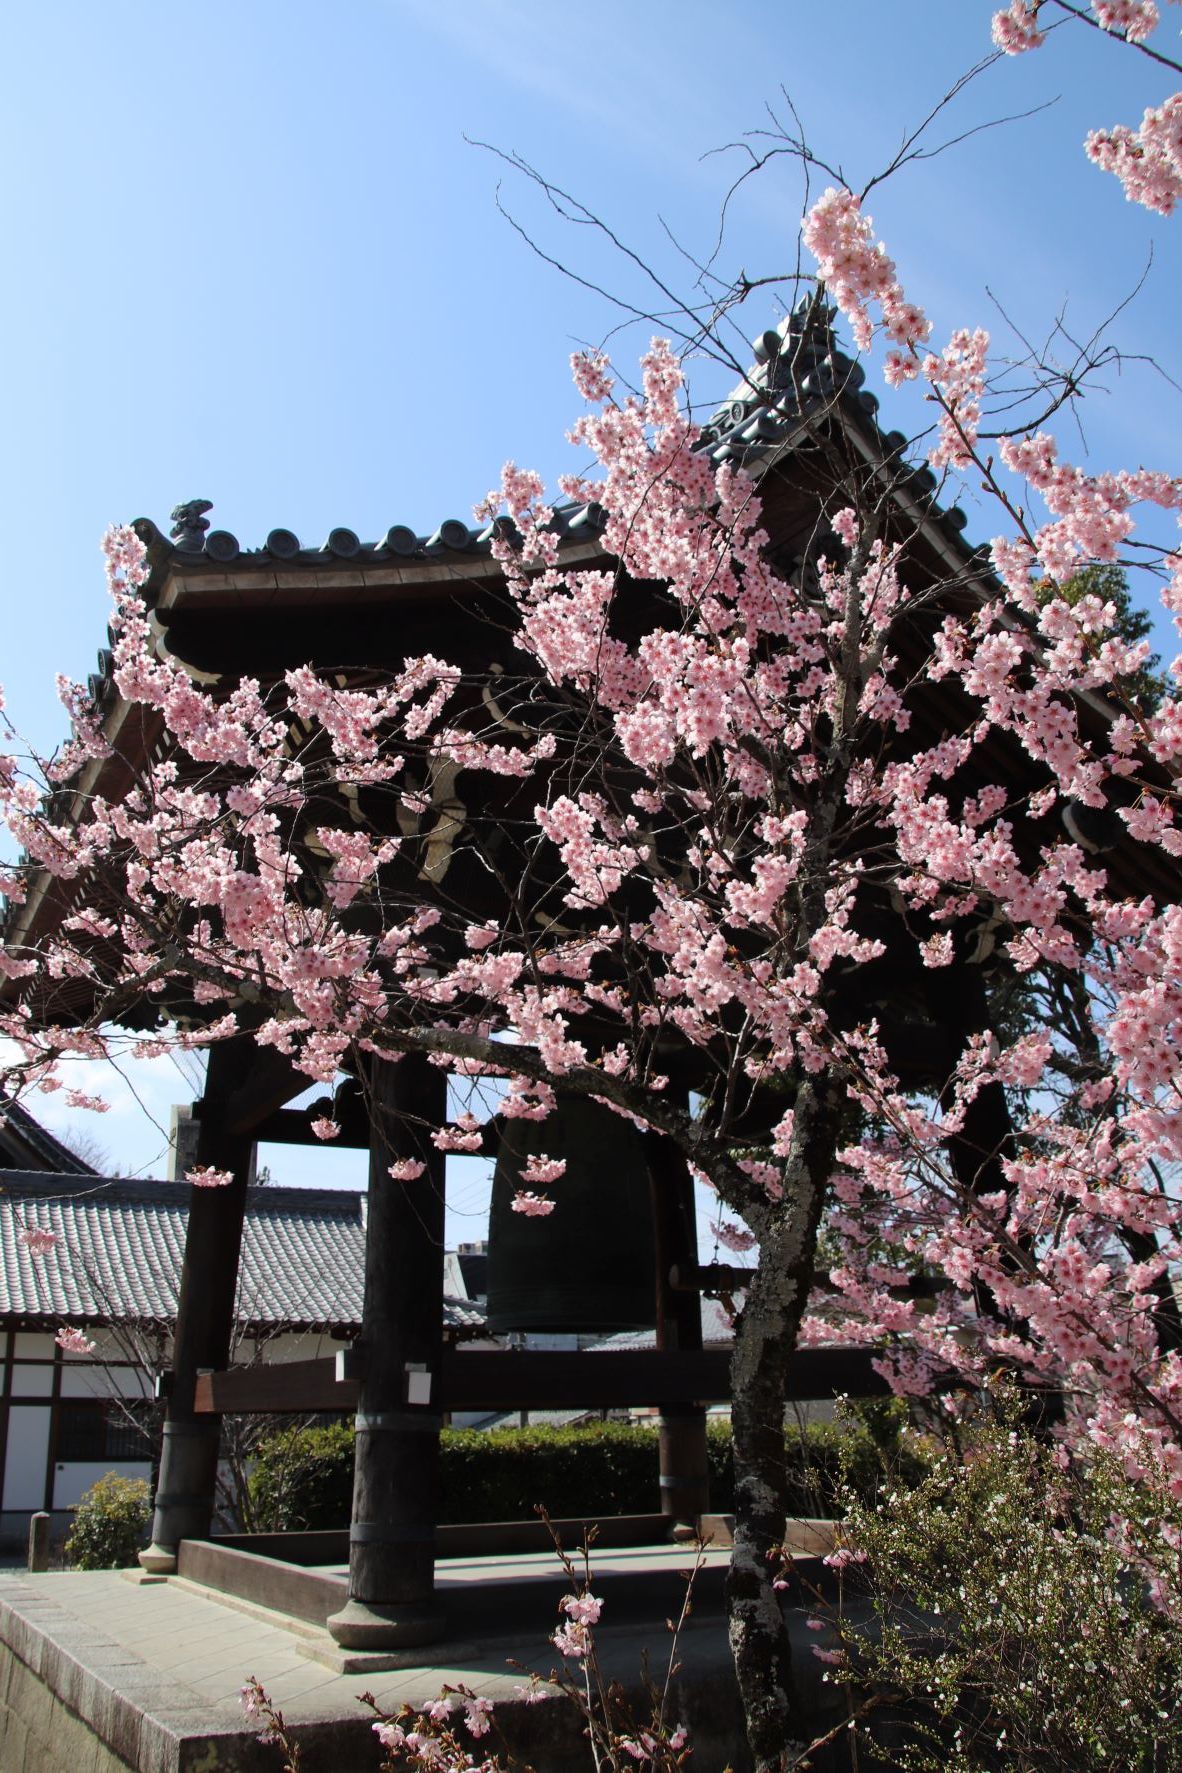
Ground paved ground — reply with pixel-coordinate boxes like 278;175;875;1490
3;1541;740;1725
0;1544;853;1771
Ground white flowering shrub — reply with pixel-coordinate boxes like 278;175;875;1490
815;1394;1182;1771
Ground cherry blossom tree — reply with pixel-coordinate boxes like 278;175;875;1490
4;6;1182;1766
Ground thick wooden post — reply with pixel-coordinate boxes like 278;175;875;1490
647;1127;709;1531
327;1054;447;1651
139;1040;254;1573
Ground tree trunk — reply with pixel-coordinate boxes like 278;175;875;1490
726;1069;846;1772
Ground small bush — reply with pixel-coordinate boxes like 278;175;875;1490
65;1472;152;1570
821;1394;1182;1771
249;1409;922;1532
249;1419;355;1533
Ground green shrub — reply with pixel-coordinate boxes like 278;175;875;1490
248;1409;922;1533
65;1472;152;1570
710;1401;927;1517
441;1421;658;1521
822;1395;1182;1771
248;1419;356;1533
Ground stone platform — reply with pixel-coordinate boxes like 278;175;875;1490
0;1543;844;1773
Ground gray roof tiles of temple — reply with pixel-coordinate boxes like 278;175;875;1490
124;304;976;607
0;1171;485;1333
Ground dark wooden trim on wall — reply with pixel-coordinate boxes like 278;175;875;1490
43;1343;64;1513
0;1331;12;1511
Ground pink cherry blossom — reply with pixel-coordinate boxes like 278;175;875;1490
17;1227;59;1256
992;2;1046;51
186;1166;234;1188
519;1156;566;1186
716;1220;757;1254
802;187;931;359
388;1158;426;1181
511;1192;556;1217
561;1591;603;1626
462;1695;494;1737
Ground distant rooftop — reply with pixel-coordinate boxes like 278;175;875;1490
0;1099;97;1177
592;1295;738;1352
0;1171;484;1335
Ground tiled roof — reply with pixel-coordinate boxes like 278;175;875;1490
107;301;976;650
0;1100;97;1176
126;495;610;619
0;1172;484;1333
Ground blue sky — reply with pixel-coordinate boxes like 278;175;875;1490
2;1;1180;1235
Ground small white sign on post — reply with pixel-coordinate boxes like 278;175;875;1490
405;1364;432;1406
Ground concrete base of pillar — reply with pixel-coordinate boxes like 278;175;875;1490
137;1543;178;1576
301;1635;473;1675
326;1597;445;1652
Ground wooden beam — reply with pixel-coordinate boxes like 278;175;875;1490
221;1045;311;1139
192;1345;891;1416
251;1107;370;1149
195;1357;356;1415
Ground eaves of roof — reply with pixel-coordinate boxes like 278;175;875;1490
111;302;979;643
0;1099;96;1176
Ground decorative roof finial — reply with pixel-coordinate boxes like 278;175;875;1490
169;499;213;552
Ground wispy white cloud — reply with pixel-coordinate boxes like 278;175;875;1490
1;1038;198;1178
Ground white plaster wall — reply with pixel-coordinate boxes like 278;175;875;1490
1;1321;363;1526
2;1406;50;1509
11;1333;54;1360
9;1365;53;1398
443;1252;468;1297
58;1364;150;1400
64;1329;132;1365
51;1460;152;1510
251;1330;334;1363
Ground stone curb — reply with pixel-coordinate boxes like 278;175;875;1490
0;1578;258;1772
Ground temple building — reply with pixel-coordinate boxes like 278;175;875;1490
3;301;1154;1655
0;1157;483;1545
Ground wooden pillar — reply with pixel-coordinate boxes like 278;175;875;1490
327;1053;447;1651
646;1127;710;1531
139;1040;254;1573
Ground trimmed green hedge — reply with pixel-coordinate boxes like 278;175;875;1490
250;1419;356;1535
249;1408;922;1533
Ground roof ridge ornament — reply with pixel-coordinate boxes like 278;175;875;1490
169;499;213;553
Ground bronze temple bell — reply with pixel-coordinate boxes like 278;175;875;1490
486;1093;657;1334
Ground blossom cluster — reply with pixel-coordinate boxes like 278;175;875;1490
992;2;1182;213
